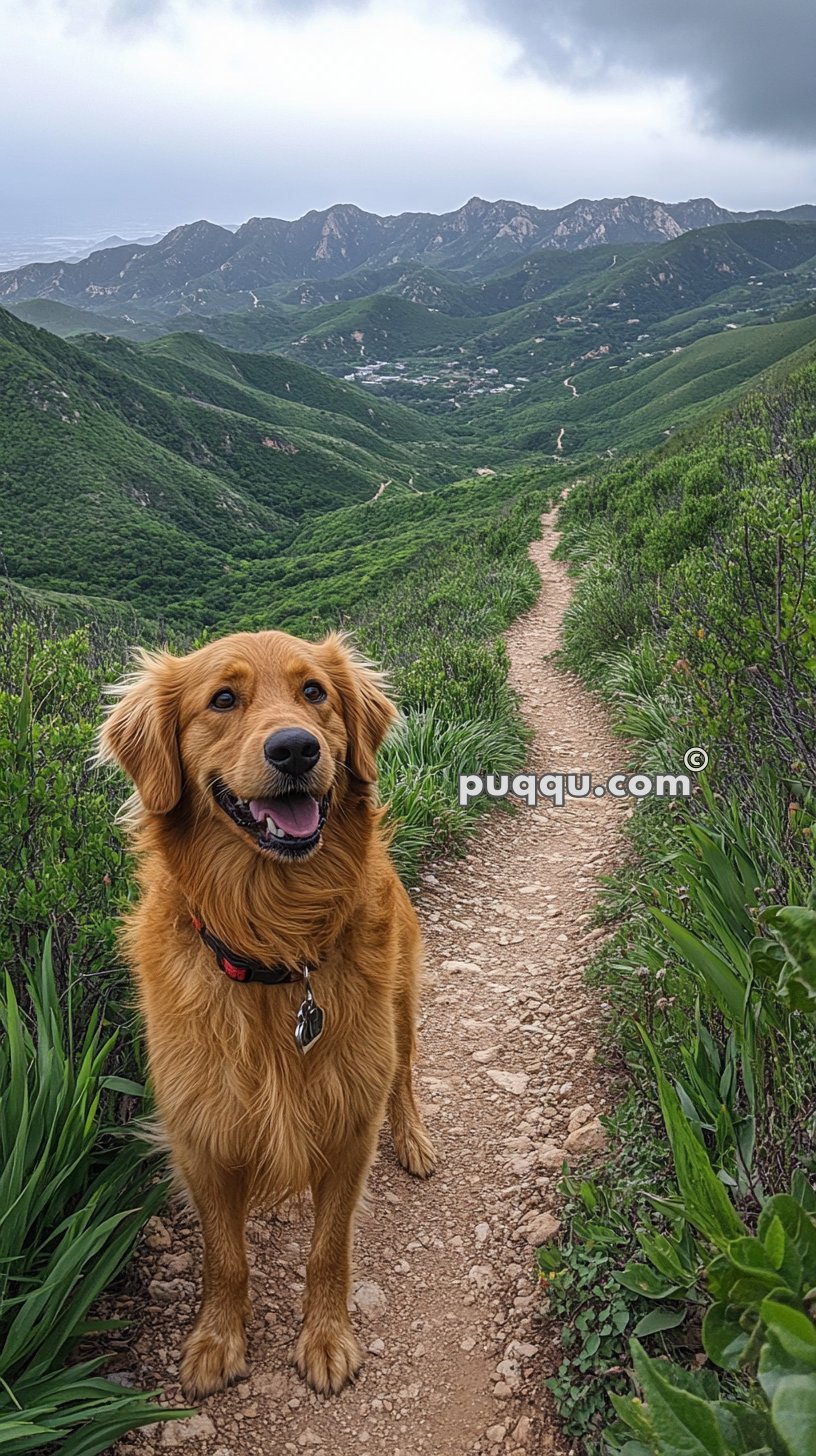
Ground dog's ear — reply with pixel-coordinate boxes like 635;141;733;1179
317;632;399;785
98;649;183;813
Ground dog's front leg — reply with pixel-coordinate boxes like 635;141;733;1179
178;1159;251;1400
296;1131;375;1394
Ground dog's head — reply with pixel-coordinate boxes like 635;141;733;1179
98;630;398;862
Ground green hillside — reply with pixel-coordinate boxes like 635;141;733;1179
6;298;147;338
466;304;816;456
0;308;470;623
13;220;816;463
284;293;468;365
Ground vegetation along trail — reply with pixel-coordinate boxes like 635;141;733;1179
111;509;627;1456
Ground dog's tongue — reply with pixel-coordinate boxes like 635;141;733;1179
249;793;320;839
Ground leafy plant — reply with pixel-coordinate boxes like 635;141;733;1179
0;937;185;1453
606;1071;816;1456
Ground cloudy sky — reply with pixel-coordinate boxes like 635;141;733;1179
3;0;815;242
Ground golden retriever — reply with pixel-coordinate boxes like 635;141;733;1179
99;629;436;1400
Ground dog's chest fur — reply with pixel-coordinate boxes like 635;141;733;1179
132;915;399;1205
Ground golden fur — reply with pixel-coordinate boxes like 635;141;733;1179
99;629;436;1400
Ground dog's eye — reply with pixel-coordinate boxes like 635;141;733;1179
303;681;327;704
210;688;238;711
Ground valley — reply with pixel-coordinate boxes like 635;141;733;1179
3;207;815;501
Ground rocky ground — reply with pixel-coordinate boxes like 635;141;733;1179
108;510;628;1456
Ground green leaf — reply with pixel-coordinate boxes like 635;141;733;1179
609;1393;654;1441
758;1196;816;1288
616;1264;688;1300
727;1237;791;1288
771;1374;816;1456
712;1398;780;1454
633;1307;687;1338
790;1175;816;1215
702;1302;751;1370
760;1300;816;1367
652;910;748;1023
637;1225;695;1284
645;1041;745;1251
631;1340;727;1455
100;1076;147;1098
758;1327;812;1402
764;1215;787;1271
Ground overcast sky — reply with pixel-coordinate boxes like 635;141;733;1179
3;0;815;241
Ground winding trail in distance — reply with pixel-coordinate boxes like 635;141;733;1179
108;508;627;1456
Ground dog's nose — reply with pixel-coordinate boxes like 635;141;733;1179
263;728;321;777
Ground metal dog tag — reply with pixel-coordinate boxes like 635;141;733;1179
295;969;325;1053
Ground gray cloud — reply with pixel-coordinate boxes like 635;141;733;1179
43;0;816;145
469;0;816;145
88;0;365;28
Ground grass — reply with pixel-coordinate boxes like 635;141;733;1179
0;939;185;1453
534;355;816;1452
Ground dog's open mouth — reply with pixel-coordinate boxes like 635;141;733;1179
213;780;329;858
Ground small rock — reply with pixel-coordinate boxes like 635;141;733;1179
468;1264;493;1290
161;1414;215;1446
564;1119;607;1155
297;1430;323;1449
367;1338;385;1354
441;959;482;975
496;1359;521;1387
506;1340;538;1360
164;1252;194;1276
148;1278;194;1303
144;1218;172;1251
567;1103;596;1133
524;1211;561;1245
486;1070;529;1096
251;1371;289;1398
537;1142;568;1171
351;1280;387;1318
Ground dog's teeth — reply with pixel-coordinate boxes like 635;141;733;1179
266;816;285;839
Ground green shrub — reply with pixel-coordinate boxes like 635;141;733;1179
0;937;184;1453
607;1065;816;1456
544;361;816;1452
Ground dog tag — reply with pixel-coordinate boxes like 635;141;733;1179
295;970;325;1053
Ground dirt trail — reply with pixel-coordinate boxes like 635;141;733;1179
112;510;627;1456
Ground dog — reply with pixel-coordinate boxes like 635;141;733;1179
99;628;436;1400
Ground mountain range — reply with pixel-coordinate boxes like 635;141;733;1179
2;195;815;313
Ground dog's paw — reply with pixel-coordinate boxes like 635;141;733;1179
295;1317;363;1394
394;1120;437;1179
180;1322;249;1401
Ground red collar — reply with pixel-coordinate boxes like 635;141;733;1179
191;916;306;986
